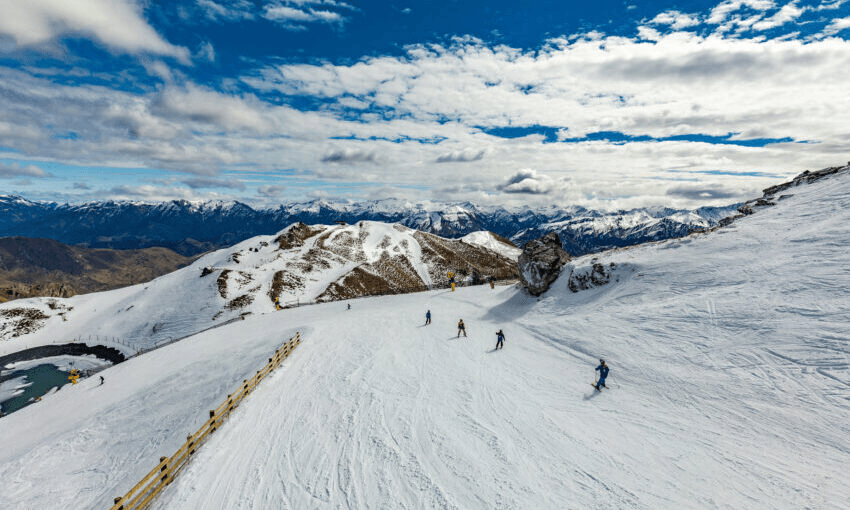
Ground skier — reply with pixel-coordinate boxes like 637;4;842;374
495;329;505;350
347;303;351;310
99;376;105;386
425;310;431;325
457;319;466;337
594;359;609;391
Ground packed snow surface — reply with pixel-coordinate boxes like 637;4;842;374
2;172;850;508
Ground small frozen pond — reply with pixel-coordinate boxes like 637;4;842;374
0;355;113;415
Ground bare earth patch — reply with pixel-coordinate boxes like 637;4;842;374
0;308;51;339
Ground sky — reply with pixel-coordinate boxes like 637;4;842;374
0;0;848;210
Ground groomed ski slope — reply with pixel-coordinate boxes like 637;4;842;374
152;174;848;509
1;170;848;509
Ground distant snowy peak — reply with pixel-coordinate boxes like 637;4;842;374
0;193;737;257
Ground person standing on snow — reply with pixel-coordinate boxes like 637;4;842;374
594;359;609;391
457;319;466;337
99;376;105;386
425;310;431;325
495;329;505;349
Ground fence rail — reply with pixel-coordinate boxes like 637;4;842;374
109;331;302;510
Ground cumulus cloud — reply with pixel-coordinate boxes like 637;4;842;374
650;10;701;29
0;161;49;178
435;149;485;163
321;148;377;163
0;0;190;62
499;169;566;195
73;182;91;190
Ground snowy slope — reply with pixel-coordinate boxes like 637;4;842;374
2;169;849;509
0;221;517;356
461;231;522;261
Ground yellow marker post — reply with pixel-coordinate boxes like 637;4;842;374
275;297;280;311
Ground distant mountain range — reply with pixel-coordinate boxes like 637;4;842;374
0;195;737;257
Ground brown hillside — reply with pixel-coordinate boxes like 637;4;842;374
0;237;195;302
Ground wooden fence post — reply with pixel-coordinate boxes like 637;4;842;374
159;456;169;483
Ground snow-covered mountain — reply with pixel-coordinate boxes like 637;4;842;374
0;222;517;353
1;166;849;509
0;194;736;256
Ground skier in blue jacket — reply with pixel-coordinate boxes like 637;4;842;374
594;359;609;391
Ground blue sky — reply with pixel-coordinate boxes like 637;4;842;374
0;0;848;209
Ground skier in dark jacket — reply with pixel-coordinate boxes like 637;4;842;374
495;329;505;349
457;319;466;337
595;359;609;391
425;310;431;325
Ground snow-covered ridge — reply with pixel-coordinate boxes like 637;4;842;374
0;193;737;256
0;221;518;355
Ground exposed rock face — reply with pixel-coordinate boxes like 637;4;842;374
568;262;615;293
517;232;571;296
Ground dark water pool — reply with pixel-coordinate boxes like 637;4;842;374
0;364;73;415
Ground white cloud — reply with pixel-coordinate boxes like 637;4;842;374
0;0;190;62
435;149;485;163
197;41;216;63
650;10;701;30
0;161;49;178
2;2;850;209
196;0;254;21
262;2;347;28
155;84;275;133
752;2;806;30
707;0;777;25
822;15;850;34
499;169;567;195
321;148;377;163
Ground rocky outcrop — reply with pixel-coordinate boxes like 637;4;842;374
568;262;615;292
517;232;571;296
274;222;326;250
713;163;850;230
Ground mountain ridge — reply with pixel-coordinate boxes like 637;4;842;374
0;194;737;257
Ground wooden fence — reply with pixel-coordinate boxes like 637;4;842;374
109;332;302;510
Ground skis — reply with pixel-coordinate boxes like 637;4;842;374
591;383;609;391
